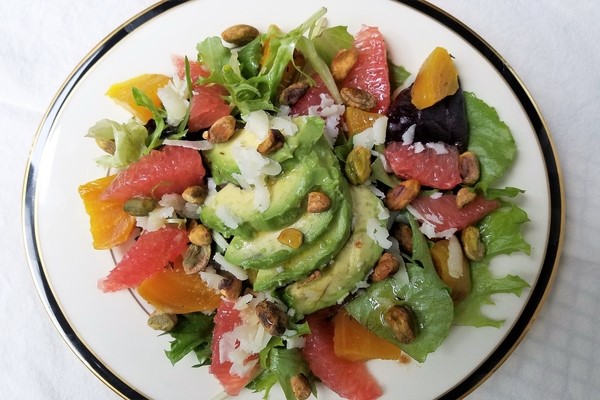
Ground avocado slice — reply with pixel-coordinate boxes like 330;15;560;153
252;180;353;292
283;185;387;317
224;205;336;269
200;150;319;238
200;135;344;239
203;116;324;185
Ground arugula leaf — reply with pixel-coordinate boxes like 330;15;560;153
370;145;400;188
345;216;454;363
465;91;517;192
388;60;410;92
86;118;148;168
453;203;531;327
173;56;193;139
132;87;167;152
164;313;214;366
312;26;353;66
238;36;263;79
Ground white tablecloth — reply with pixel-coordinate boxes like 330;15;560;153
3;0;598;399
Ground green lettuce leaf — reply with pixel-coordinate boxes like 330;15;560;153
164;312;214;366
131;87;167;151
465;91;516;192
250;338;315;400
345;216;453;363
238;36;263;79
86;119;148;168
453;203;531;327
388;61;410;92
312;26;353;66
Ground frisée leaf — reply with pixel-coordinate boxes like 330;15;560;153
86;119;148;168
164;312;214;366
453;202;531;327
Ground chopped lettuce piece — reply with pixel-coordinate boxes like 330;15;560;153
164;312;214;366
345;216;454;363
312;26;353;66
465;92;517;192
453;203;531;327
86;118;148;168
388;60;410;92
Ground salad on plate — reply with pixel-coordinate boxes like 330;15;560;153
78;8;531;400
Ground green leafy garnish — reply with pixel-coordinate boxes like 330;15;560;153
132;87;167;151
196;7;340;115
312;26;354;66
86;118;148;168
454;203;531;327
164;313;214;366
465;91;517;192
388;60;410;92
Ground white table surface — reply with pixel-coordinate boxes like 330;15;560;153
3;0;599;399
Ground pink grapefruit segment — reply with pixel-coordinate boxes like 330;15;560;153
303;311;383;400
98;227;189;292
100;145;205;202
173;56;231;132
384;142;462;190
209;301;259;396
342;26;390;114
409;193;500;233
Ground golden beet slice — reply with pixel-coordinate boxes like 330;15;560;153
344;107;385;137
106;74;170;124
333;310;404;361
138;261;221;314
411;47;459;110
78;175;136;250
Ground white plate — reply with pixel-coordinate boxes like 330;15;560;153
23;0;564;399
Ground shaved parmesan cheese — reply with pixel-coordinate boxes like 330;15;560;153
199;269;224;291
413;142;425;153
135;205;174;231
214;253;248;281
366;218;392;249
372;116;388;145
402;124;416;145
270;116;298;136
163;139;214;151
306;93;344;146
234;293;254;310
157;83;188;126
215;205;240;229
426;142;449;155
244;110;270;141
212;231;229;250
447;235;464;278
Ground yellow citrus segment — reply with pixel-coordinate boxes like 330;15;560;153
411;47;459;110
344;107;385;137
137;260;221;314
333;310;404;361
105;74;170;124
78;175;136;250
